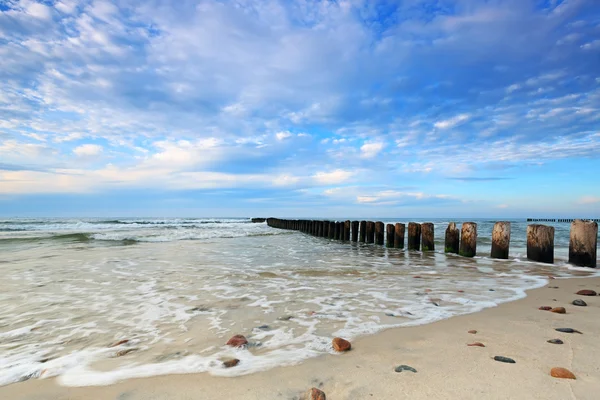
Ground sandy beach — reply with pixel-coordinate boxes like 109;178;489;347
2;274;599;400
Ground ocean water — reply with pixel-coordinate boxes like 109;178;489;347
0;218;598;387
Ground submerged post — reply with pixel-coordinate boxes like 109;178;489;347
491;222;511;259
351;221;359;242
359;221;367;242
407;222;421;250
444;222;459;254
394;223;405;249
375;221;384;245
421;223;435;251
526;224;554;264
366;221;375;244
459;222;477;257
329;221;335;239
335;222;342;240
323;221;329;238
386;224;395;248
344;220;351;241
569;220;598;268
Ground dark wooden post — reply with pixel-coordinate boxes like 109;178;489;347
569;220;597;267
375;221;384;245
491;222;511;259
344;220;351;241
421;223;434;251
527;224;554;264
407;222;421;250
386;224;395;248
317;221;323;237
394;223;405;249
444;222;459;254
351;221;359;242
459;222;477;257
336;222;343;240
322;221;329;238
366;221;375;243
329;221;335;239
359;221;367;242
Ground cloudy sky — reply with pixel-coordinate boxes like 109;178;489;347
1;0;599;217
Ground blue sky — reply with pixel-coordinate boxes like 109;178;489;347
0;0;599;218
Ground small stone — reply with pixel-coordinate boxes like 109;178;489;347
550;367;576;379
424;289;432;293
576;290;596;296
493;356;516;364
332;337;351;352
550;307;566;314
572;299;587;307
394;365;417;373
555;328;582;334
385;313;395;317
115;349;135;357
307;387;326;400
548;286;559;289
547;339;563;344
109;339;129;347
226;335;248;347
458;290;464;293
468;330;477;334
467;342;485;347
489;289;495;291
223;359;240;368
413;276;422;278
539;306;552;311
278;315;293;321
257;325;270;330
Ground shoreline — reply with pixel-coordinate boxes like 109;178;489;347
2;275;599;399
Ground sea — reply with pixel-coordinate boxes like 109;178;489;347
0;217;598;387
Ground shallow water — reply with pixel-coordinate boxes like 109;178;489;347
0;218;597;387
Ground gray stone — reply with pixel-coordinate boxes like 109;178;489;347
572;299;587;306
394;365;417;373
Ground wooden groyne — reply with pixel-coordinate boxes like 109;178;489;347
527;218;600;223
265;218;598;268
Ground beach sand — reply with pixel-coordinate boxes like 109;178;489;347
2;276;599;400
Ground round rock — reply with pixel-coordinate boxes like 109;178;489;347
572;299;587;306
226;334;248;347
307;387;326;400
550;367;576;379
332;337;351;352
550;307;566;314
395;365;417;373
576;289;596;296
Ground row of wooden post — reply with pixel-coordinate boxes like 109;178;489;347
527;218;600;223
265;218;598;268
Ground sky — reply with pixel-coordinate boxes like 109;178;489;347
0;0;599;218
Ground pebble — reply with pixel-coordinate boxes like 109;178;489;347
458;290;464;293
467;342;485;347
413;276;422;278
547;339;563;344
332;337;351;352
257;325;270;330
385;313;395;317
538;306;552;311
307;387;326;400
278;315;293;321
223;359;240;368
572;299;587;307
555;328;582;334
226;335;248;347
493;356;516;364
548;286;559;289
394;365;417;373
550;367;576;379
468;330;477;334
576;290;596;296
550;307;566;314
489;289;495;291
115;349;136;357
109;339;129;348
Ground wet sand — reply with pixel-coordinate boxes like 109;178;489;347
2;276;599;400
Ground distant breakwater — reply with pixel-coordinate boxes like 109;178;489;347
265;218;598;268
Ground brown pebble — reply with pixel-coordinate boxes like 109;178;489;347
458;290;464;293
413;276;422;278
539;306;552;311
576;290;597;296
424;289;432;293
551;307;566;314
467;342;485;347
223;359;240;368
332;337;351;352
115;349;135;357
468;330;477;334
307;387;326;400
109;339;129;347
550;367;576;379
226;334;248;347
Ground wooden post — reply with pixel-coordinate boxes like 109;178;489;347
421;223;434;251
386;224;395;248
344;220;351;241
527;224;554;264
375;221;384;245
366;221;375;243
459;222;477;257
359;221;367;242
394;223;405;249
323;221;329;238
329;221;335;239
351;221;359;242
444;222;459;254
407;222;421;250
569;220;597;268
333;222;339;239
317;221;323;237
491;222;511;259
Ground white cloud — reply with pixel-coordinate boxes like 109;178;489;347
360;142;384;158
73;144;103;157
27;2;53;20
434;114;470;129
578;196;600;205
272;174;300;186
313;169;354;185
506;84;521;93
275;131;292;141
581;40;600;50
